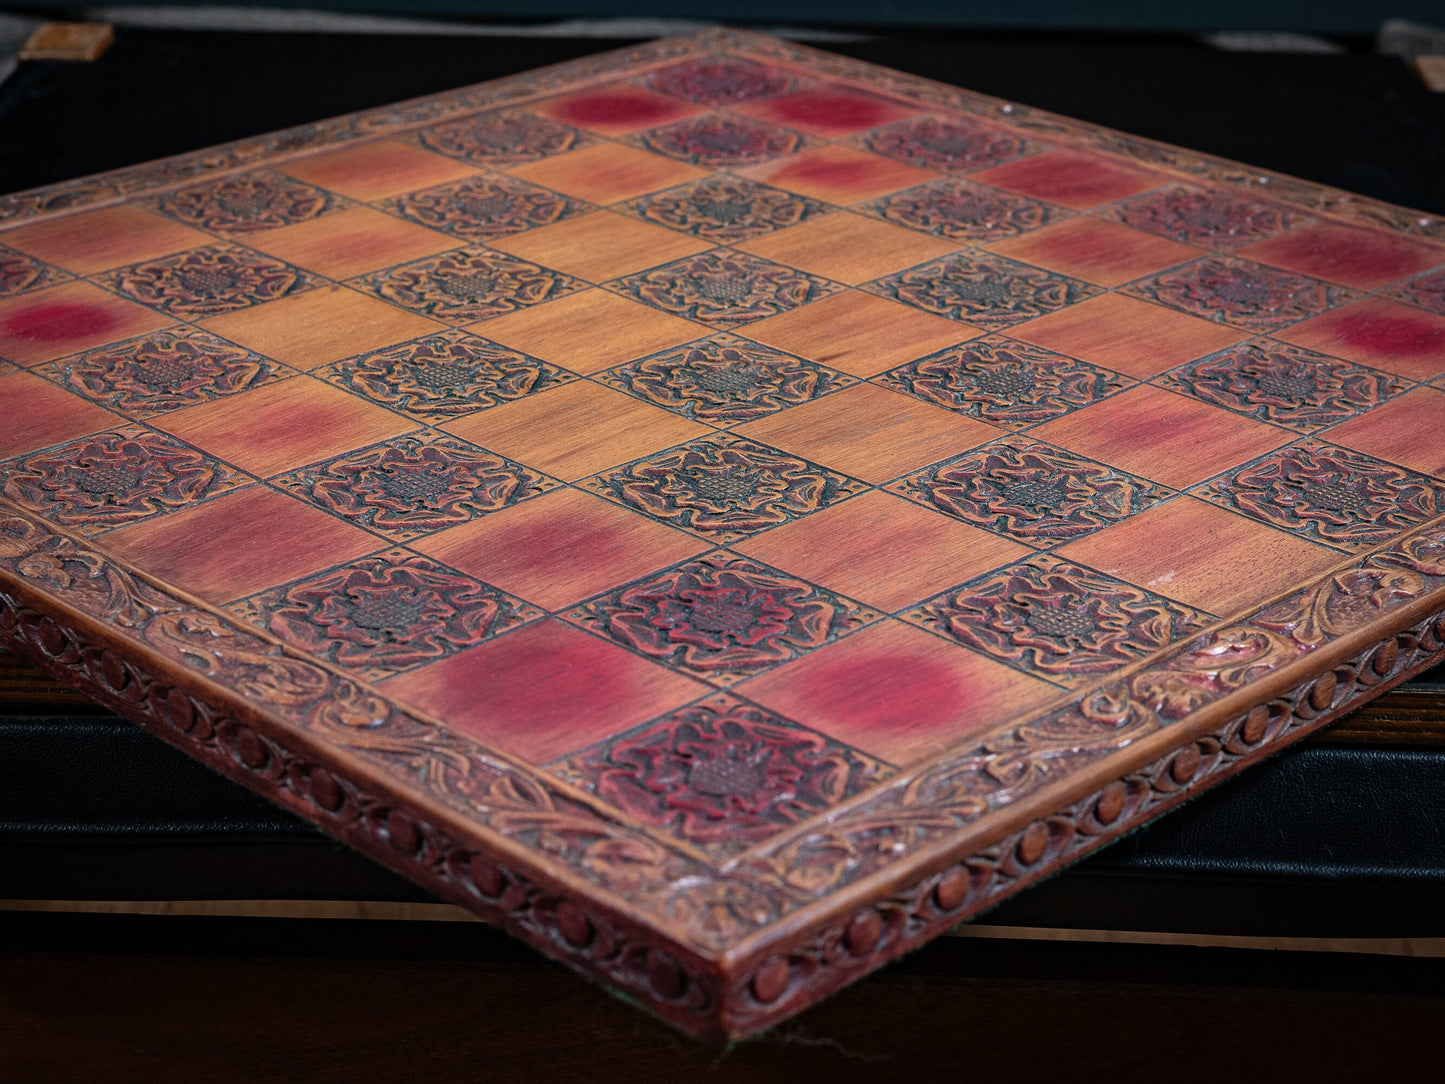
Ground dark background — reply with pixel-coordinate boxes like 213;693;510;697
7;0;1445;33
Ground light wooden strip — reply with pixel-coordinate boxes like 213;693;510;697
19;22;113;62
2;897;1441;958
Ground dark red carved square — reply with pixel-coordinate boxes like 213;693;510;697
272;431;559;542
1195;440;1445;552
581;434;867;543
549;693;892;852
1389;267;1445;317
860;178;1063;243
1111;185;1303;249
902;553;1214;686
645;58;798;104
0;424;249;534
626;177;827;245
1123;256;1356;332
866;252;1098;330
607;249;842;329
384;175;591;244
878;335;1132;429
102;244;320;319
0;245;68;298
155;171;341;234
564;551;882;686
354;246;585;325
596;332;853;426
232;549;540;679
886;436;1171;547
319;330;575;421
1160;339;1408;433
862;116;1035;172
635;115;805;167
35;328;286;416
416;109;594;164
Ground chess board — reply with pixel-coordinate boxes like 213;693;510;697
2;27;1444;1039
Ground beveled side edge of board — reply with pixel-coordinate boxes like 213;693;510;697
4;499;1445;1039
1;26;1443;249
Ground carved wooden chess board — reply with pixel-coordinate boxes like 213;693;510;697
2;28;1444;1039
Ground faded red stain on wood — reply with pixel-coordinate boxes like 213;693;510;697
750;88;912;133
741;622;1054;765
973;149;1157;209
414;490;705;611
383;620;706;764
1240;224;1444;289
2;301;118;342
1333;308;1445;356
546;89;689;129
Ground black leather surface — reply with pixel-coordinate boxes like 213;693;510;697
2;28;1444;931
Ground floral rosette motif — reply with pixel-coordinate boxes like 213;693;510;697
105;244;315;318
612;250;841;328
601;334;848;425
629;177;825;244
1198;442;1445;551
388;175;587;242
890;439;1170;545
272;433;556;541
881;336;1130;427
418;110;589;163
1389;267;1445;316
907;556;1212;685
645;58;796;104
0;426;247;533
0;245;65;297
637;115;804;166
567;553;878;683
1125;256;1353;331
862;178;1058;242
324;330;571;420
864;115;1031;172
1163;340;1404;432
42;329;281;415
553;696;890;851
869;253;1096;329
1112;185;1302;248
235;551;537;678
360;247;584;323
157;172;337;233
585;436;865;542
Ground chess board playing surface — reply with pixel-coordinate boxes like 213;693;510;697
2;27;1445;1039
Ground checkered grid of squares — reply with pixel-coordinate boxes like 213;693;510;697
2;52;1444;857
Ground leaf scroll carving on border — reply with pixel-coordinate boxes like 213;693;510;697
0;510;178;627
1129;627;1302;721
